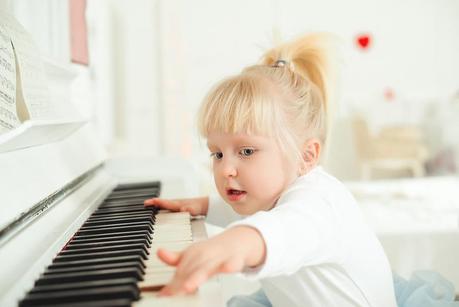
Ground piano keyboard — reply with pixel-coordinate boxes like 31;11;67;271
18;181;196;307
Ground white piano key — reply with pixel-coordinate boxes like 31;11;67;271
139;271;175;291
148;242;192;251
133;291;202;307
145;266;176;274
152;234;193;242
155;211;191;221
154;223;191;229
153;227;191;234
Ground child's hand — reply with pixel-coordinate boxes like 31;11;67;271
157;226;266;296
144;197;209;216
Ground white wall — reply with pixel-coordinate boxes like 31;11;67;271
7;0;459;181
147;0;459;180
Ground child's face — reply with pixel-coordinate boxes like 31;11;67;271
207;132;298;215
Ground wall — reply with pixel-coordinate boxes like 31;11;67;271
150;0;459;180
7;0;459;181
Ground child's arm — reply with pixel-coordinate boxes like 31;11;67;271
144;196;209;216
157;226;266;296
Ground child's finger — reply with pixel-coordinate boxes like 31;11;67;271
179;205;199;216
157;271;195;296
157;248;181;266
143;197;159;206
182;269;210;294
144;198;178;210
178;258;223;294
144;197;167;206
157;283;191;296
157;285;172;296
157;267;207;296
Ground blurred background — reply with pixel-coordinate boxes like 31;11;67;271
7;0;459;183
3;0;459;293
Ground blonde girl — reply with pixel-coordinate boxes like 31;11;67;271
145;33;397;307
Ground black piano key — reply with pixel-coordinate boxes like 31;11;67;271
106;188;159;198
101;200;147;206
85;213;153;224
98;203;149;209
28;299;133;307
95;211;150;218
28;298;134;307
66;238;150;250
92;208;154;216
111;183;159;191
48;255;146;269
113;181;160;191
99;201;155;207
29;277;138;293
90;211;152;218
109;188;157;196
44;261;144;275
78;221;153;231
59;243;149;256
54;248;148;262
104;192;157;201
109;186;158;194
92;208;154;215
19;285;139;306
100;202;154;209
87;213;154;222
100;199;156;206
79;221;153;232
71;230;152;241
69;233;152;244
76;224;153;235
35;267;144;285
84;214;156;226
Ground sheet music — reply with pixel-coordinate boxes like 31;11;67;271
0;11;52;137
1;11;52;121
0;22;20;134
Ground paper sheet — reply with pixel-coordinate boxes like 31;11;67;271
0;22;20;133
2;12;51;120
0;11;52;136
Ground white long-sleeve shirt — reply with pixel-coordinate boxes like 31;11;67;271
206;166;397;307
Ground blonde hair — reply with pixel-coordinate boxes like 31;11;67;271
198;33;337;163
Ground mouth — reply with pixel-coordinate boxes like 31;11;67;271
225;188;247;202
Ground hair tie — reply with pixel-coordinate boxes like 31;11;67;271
273;60;288;67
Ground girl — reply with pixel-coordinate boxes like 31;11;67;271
144;33;397;307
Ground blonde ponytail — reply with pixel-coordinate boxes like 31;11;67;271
261;33;336;117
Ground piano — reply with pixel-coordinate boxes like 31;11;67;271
0;123;224;307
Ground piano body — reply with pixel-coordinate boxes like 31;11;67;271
0;123;224;307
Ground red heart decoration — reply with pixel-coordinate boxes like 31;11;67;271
356;34;371;50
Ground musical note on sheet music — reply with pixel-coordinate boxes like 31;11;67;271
0;22;20;134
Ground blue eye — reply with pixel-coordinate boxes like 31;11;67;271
211;152;223;160
240;148;255;157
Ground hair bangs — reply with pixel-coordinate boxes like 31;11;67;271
198;74;282;138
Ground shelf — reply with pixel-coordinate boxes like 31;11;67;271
0;119;86;153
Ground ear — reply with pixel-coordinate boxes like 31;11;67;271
300;138;321;173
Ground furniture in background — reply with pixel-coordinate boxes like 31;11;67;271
351;116;429;180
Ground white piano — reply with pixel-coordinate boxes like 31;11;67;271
0;122;224;307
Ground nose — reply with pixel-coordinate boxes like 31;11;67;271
219;158;237;178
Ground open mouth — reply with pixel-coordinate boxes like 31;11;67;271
226;189;247;201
